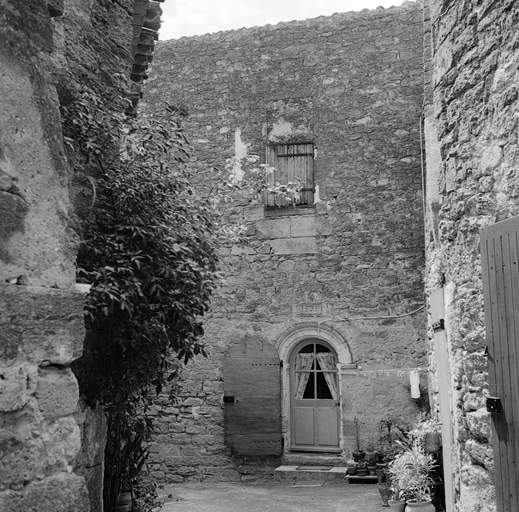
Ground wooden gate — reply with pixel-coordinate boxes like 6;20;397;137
223;336;282;456
480;216;519;512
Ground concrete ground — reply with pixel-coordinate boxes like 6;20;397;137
157;481;385;512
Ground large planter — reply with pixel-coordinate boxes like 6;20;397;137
405;502;435;512
388;499;406;512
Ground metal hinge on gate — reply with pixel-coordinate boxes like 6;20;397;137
486;396;501;413
432;319;445;332
280;360;283;368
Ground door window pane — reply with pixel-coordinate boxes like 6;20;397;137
302;372;315;399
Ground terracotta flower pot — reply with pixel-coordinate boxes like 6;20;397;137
388;499;406;512
405;502;435;512
367;464;378;476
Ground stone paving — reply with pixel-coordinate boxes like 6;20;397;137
157;481;384;512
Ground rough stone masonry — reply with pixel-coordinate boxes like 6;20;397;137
142;0;427;485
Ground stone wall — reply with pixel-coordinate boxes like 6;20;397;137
0;1;90;509
0;0;158;509
424;0;519;511
142;1;427;483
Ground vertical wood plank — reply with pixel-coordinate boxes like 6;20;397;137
481;235;506;512
492;236;512;512
503;232;519;506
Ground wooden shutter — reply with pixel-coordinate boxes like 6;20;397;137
480;216;519;512
265;143;314;207
223;336;282;456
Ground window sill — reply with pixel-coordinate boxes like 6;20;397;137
264;205;316;218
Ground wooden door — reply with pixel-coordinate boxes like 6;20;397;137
290;340;340;452
223;336;282;456
481;216;519;512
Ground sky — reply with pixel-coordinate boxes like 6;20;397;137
159;0;409;41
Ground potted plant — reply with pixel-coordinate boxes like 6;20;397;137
352;415;365;461
387;446;436;512
356;461;369;476
346;459;358;476
409;415;442;453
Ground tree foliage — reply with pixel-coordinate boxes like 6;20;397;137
62;87;222;406
61;85;226;510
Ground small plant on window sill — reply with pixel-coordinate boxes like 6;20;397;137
220;154;305;207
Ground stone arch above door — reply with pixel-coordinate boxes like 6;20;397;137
276;322;352;366
275;323;353;454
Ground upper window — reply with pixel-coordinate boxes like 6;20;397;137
265;143;314;207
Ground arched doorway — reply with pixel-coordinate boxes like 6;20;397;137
290;338;340;452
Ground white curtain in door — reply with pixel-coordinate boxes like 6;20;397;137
294;353;314;399
316;352;338;400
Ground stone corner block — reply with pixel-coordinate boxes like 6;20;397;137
36;366;79;419
0;284;86;365
0;363;37;412
0;472;89;512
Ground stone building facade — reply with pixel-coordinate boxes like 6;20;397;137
144;2;519;511
0;0;162;510
142;1;428;484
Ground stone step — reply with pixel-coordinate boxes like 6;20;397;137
281;453;346;467
274;465;348;482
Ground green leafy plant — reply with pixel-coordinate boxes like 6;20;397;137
379;419;412;462
222;153;304;206
388;446;436;503
61;84;228;511
63;86;220;404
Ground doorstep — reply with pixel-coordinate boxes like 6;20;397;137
274;465;348;481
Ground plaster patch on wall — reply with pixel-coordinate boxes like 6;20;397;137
269;120;293;139
231;127;248;184
314;184;322;204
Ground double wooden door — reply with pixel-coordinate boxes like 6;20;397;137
290;340;340;452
